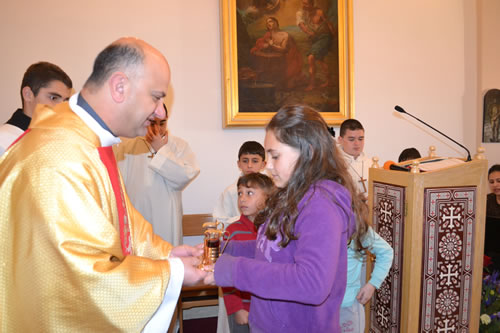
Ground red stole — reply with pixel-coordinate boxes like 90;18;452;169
98;146;132;255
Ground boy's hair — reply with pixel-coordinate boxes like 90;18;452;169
489;164;500;176
257;105;369;250
339;119;364;137
238;141;265;160
20;62;72;105
398;147;421;163
237;173;275;195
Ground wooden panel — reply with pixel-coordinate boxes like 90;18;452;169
370;183;405;333
182;214;214;236
418;187;476;332
366;158;487;333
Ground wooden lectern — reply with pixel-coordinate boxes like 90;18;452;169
366;152;488;332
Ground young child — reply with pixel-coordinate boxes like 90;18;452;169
223;173;275;333
337;119;372;198
485;164;500;270
213;141;267;226
398;147;421;163
340;228;394;333
214;105;367;332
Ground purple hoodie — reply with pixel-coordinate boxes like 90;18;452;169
215;180;356;332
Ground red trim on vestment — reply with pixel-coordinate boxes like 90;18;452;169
98;146;131;255
7;129;31;150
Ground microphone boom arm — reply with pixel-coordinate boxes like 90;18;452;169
394;105;471;161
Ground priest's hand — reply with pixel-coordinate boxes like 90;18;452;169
180;256;209;286
203;270;215;285
170;244;203;258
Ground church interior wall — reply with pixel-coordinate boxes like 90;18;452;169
477;0;500;165
0;0;497;214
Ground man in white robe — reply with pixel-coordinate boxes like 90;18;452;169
0;61;72;156
337;119;372;198
114;106;200;246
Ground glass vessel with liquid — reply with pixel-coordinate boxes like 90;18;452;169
200;221;224;270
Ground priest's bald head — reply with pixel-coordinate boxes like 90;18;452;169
81;37;171;138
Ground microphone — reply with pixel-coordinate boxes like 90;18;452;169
394;105;471;161
383;160;396;170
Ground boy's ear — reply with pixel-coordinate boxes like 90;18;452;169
22;86;35;103
260;160;267;169
237;159;242;170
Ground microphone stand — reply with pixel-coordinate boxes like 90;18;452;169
394;105;471;161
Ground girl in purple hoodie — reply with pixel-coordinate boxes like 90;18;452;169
214;105;368;332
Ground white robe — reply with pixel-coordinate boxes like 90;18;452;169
114;135;200;246
0;123;23;156
339;148;372;198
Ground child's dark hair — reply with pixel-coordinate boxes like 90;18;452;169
339;119;364;137
398;147;421;162
237;173;275;195
255;105;369;251
238;141;265;160
20;62;72;107
489;164;500;176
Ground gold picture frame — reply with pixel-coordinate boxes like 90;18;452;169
221;0;354;127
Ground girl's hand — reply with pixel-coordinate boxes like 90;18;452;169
356;283;376;305
234;309;249;325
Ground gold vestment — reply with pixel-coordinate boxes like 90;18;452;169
0;103;175;331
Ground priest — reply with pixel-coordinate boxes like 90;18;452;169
0;37;210;332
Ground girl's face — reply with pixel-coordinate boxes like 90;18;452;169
238;184;267;221
489;171;500;196
264;130;300;188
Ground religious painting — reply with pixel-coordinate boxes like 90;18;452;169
221;0;353;127
482;89;500;143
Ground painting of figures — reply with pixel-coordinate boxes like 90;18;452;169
222;0;353;127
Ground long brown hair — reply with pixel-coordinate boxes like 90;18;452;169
255;105;369;252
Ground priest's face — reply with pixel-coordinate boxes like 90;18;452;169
122;53;170;138
338;129;365;158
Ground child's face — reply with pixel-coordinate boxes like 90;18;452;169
264;130;300;188
238;184;267;221
489;171;500;196
237;153;266;175
338;129;365;158
147;116;168;137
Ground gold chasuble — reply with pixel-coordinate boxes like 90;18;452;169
0;101;177;332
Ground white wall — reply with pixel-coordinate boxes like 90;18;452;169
0;0;490;213
478;0;500;167
353;1;476;163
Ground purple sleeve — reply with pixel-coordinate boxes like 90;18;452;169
221;239;256;258
216;189;350;305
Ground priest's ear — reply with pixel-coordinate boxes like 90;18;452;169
108;72;128;103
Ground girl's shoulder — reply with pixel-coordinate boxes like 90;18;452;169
300;179;352;210
311;179;351;201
